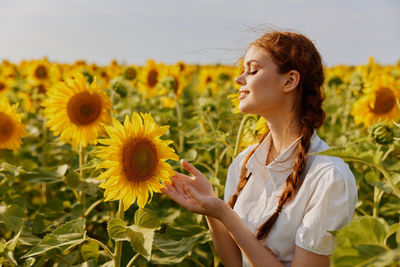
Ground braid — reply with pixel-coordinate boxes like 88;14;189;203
228;131;269;209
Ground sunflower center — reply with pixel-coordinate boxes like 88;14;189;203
368;87;396;115
35;65;48;79
206;76;212;84
67;92;103;126
178;62;185;72
124;67;137;80
172;76;179;93
0;82;5;91
0;112;14;141
147;69;158;88
122;138;158;183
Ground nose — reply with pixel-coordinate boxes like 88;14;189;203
235;73;246;86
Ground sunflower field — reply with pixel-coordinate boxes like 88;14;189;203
0;57;400;267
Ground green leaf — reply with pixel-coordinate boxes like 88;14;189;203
310;142;384;166
134;208;161;229
126;225;153;260
107;218;154;261
0;204;25;232
22;257;35;267
151;225;211;264
107;218;126;239
80;240;99;261
65;171;81;189
78;178;101;195
21;217;86;258
331;216;391;267
384;223;400;245
8;228;22;251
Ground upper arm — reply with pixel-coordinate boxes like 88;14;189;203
291;246;330;267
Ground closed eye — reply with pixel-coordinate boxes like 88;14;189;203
249;70;258;75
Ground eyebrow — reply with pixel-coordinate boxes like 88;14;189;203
242;59;260;68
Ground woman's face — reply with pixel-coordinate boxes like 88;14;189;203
235;45;288;116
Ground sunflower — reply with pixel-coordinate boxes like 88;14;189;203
96;112;179;210
0;101;27;151
351;75;400;127
0;75;14;97
239;116;268;152
137;60;164;99
42;73;112;148
198;66;219;95
26;59;61;92
158;65;190;108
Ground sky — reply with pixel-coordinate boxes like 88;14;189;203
0;0;399;67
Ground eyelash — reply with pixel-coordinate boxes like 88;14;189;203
241;69;258;75
249;70;258;75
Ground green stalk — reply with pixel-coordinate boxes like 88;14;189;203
126;253;140;267
84;198;104;218
175;95;184;154
373;186;380;217
78;144;86;206
233;114;253;157
114;200;125;267
85;237;114;259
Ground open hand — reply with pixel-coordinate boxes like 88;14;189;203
160;159;225;220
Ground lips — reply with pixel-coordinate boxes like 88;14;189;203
238;89;250;100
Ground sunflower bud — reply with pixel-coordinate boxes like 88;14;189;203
371;123;394;145
123;67;137;80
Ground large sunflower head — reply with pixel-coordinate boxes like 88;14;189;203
96;112;179;210
351;75;400;127
0;101;27;151
42;73;112;148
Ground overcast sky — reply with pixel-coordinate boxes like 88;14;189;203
0;0;399;67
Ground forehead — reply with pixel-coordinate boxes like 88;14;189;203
243;45;271;65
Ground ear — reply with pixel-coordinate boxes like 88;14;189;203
281;70;300;93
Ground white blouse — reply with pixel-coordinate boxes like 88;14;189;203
224;130;358;267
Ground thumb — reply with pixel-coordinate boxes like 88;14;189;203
181;159;203;178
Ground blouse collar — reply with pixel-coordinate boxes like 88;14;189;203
245;129;320;190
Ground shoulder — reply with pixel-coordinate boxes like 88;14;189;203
304;137;358;197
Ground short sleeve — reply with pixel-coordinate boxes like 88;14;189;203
295;164;358;255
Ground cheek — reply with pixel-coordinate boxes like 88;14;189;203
252;77;282;103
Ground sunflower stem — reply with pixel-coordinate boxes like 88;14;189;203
84;198;104;218
175;95;184;154
126;253;140;267
114;200;124;267
234;114;253;157
85;237;114;259
78;144;86;206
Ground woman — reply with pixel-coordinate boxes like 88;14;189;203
160;31;358;267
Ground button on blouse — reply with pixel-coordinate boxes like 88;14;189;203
224;130;358;267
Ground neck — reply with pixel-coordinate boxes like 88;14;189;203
264;113;302;158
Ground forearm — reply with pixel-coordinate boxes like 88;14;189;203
205;215;242;267
219;202;285;267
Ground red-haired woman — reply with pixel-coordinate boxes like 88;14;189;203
161;31;358;267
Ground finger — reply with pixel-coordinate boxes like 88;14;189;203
183;183;203;203
181;159;203;178
161;184;201;211
171;177;187;196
